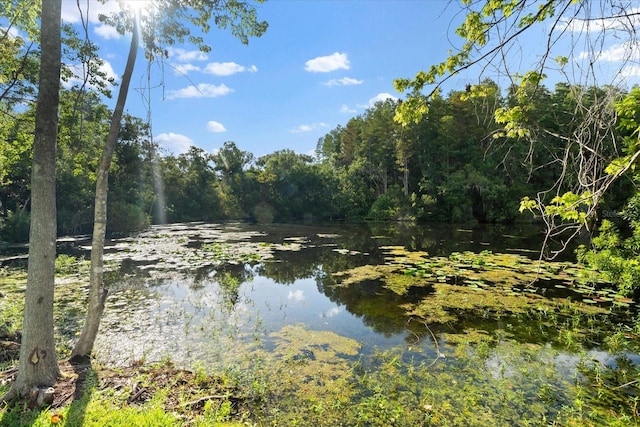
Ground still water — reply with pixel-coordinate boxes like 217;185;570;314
82;222;639;424
93;222;555;366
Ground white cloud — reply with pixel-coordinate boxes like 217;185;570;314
368;92;398;106
292;124;312;133
167;47;208;62
1;26;21;39
61;0;119;24
98;60;118;81
204;61;258;76
167;83;233;99
290;123;328;133
598;43;629;62
64;60;119;89
340;104;357;114
94;23;121;40
62;0;123;40
578;41;640;63
622;64;640;77
322;307;341;318
155;133;194;155
206;121;227;133
305;52;350;73
561;8;640;33
323;76;363;87
288;290;305;301
173;64;201;75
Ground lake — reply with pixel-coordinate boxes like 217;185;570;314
51;222;640;424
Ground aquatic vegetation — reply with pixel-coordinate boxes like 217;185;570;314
0;265;94;360
333;248;622;327
573;355;640;424
217;272;242;308
333;264;394;286
55;254;89;276
236;324;362;425
344;343;573;426
2;223;640;425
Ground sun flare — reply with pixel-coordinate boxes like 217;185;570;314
119;0;154;16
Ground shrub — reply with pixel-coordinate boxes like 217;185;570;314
0;210;30;243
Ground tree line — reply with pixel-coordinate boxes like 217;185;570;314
2;81;636;243
3;0;640;406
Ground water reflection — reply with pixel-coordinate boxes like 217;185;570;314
91;221;595;369
75;221;640;422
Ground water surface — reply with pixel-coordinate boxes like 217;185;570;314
73;222;640;424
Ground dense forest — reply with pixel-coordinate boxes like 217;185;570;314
2;81;636;240
2;2;640;304
4;0;640;420
4;79;640;295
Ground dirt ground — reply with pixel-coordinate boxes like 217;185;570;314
1;356;244;416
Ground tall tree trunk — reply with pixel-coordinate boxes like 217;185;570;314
402;156;409;196
71;16;139;359
2;0;62;402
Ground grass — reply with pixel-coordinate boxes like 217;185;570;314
2;246;640;426
0;359;251;427
2;346;640;427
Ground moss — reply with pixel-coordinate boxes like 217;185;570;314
244;324;362;425
380;245;430;264
383;272;432;296
269;324;361;358
333;264;392;286
333;249;613;327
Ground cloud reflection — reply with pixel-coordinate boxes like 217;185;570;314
322;307;341;318
287;290;305;301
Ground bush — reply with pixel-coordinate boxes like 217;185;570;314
578;219;640;295
0;210;30;243
55;254;79;275
366;186;412;221
107;201;150;233
367;193;399;220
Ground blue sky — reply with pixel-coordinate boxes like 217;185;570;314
54;1;640;158
57;0;470;158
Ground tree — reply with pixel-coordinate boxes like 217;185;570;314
214;141;254;185
108;115;156;232
71;0;268;359
0;0;40;106
70;6;140;360
394;0;640;256
164;146;221;221
2;0;62;402
56;89;111;235
254;150;325;221
213;141;255;218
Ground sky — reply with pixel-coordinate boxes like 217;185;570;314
53;0;467;158
49;0;640;158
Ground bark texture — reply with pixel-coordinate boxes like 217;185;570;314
3;0;62;402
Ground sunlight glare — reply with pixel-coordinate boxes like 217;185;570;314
120;0;154;17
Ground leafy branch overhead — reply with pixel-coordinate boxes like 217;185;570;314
394;0;640;251
393;0;559;126
98;0;268;60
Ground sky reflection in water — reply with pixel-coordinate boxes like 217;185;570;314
95;268;426;368
91;222;634;386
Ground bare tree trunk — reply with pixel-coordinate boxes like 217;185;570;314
2;0;62;403
382;167;388;194
402;157;409;196
71;16;139;360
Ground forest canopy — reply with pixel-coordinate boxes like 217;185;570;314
2;0;640;295
0;81;636;237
